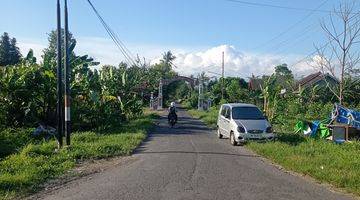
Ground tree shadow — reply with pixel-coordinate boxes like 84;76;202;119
134;149;260;158
275;132;306;145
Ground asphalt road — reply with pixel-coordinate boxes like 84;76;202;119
37;109;354;200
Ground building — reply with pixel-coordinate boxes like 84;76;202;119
295;72;339;92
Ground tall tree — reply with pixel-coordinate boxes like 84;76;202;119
42;29;75;69
160;51;176;73
9;38;21;64
0;33;11;66
275;64;293;79
274;63;294;90
315;1;360;105
161;51;176;67
0;32;22;66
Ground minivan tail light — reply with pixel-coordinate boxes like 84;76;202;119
266;127;273;133
237;126;245;133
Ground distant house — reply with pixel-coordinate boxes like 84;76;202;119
295;72;339;92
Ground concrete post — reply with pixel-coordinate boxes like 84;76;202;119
150;92;154;110
158;80;163;110
198;77;204;110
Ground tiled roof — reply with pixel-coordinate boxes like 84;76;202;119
296;72;339;88
296;72;322;87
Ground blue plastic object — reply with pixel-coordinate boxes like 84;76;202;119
332;104;360;130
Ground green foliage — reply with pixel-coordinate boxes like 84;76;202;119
275;63;293;80
0;32;21;66
205;77;248;105
344;77;360;106
0;30;170;131
184;63;360;134
226;79;249;103
0;63;57;127
165;81;192;105
0;128;34;158
183;90;198;109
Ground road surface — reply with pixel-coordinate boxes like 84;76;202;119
36;108;353;200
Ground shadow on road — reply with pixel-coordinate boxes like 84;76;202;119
135;150;259;158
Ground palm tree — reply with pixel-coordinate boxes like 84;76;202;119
161;51;176;68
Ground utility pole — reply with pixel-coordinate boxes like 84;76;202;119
221;51;224;99
64;0;71;146
56;0;63;148
198;74;203;110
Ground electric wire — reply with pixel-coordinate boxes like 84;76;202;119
252;0;329;50
225;0;348;14
86;0;136;66
271;22;320;55
289;12;360;67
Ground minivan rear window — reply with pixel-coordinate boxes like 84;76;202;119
232;107;265;120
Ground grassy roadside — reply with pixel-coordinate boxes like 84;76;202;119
0;113;158;200
187;108;360;196
187;107;218;129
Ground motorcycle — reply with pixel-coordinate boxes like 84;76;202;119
168;113;177;128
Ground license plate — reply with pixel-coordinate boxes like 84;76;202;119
248;134;262;139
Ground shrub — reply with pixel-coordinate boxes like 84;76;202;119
0;128;34;159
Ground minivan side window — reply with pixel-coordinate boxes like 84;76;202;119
225;107;231;119
221;106;227;116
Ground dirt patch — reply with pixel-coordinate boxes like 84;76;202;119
25;156;138;200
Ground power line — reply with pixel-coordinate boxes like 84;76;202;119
289;12;360;67
87;0;135;66
225;0;340;13
86;0;136;66
252;0;329;50
271;22;320;55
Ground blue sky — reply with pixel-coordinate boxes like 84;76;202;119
0;0;349;77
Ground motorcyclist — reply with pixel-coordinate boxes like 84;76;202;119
168;102;178;123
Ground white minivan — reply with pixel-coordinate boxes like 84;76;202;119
217;103;275;145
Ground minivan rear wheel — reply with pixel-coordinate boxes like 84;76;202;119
230;132;237;146
217;127;223;139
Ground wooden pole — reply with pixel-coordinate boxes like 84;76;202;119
56;0;63;148
64;0;71;146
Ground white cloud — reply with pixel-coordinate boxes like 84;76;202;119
76;37;194;67
17;39;46;61
16;37;318;78
153;45;318;78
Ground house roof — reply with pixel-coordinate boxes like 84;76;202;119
296;72;322;87
296;72;339;89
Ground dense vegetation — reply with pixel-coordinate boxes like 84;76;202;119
185;63;360;132
0;31;178;199
0;31;179;132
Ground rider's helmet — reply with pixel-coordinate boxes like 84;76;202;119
170;102;175;107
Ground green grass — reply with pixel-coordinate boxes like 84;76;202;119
187;107;219;129
0;113;158;200
188;108;360;196
0;128;35;159
247;137;360;196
